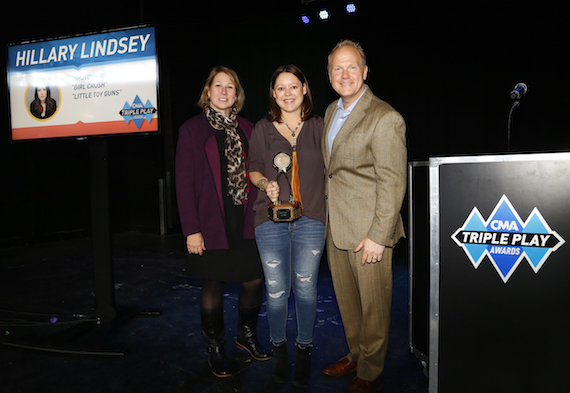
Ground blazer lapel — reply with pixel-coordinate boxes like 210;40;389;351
322;101;338;169
329;88;373;166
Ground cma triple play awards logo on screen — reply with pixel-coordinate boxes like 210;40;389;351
451;195;565;283
120;95;157;128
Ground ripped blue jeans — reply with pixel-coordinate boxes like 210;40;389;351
255;216;325;347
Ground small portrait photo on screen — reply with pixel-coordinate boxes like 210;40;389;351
26;83;60;120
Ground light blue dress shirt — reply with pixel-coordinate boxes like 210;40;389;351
327;86;367;155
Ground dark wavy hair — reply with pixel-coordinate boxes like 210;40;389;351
31;86;57;118
266;64;314;123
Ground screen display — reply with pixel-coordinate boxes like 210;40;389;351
6;25;159;141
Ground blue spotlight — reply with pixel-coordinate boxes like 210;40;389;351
301;14;311;24
346;3;357;14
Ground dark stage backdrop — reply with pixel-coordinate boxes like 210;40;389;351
1;1;567;244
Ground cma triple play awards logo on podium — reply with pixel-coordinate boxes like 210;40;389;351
451;195;565;283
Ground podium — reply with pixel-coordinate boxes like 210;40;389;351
409;153;570;393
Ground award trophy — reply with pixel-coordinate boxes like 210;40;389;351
268;152;302;222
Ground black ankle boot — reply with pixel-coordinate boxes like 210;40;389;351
201;308;232;378
205;337;232;378
293;344;312;389
235;305;271;361
272;342;288;384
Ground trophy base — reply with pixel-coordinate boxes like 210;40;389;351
268;201;302;222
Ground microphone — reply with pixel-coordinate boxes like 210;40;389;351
510;82;528;100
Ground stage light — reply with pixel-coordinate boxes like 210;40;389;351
346;3;357;14
318;9;330;21
301;14;311;24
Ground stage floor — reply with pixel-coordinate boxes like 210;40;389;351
0;232;426;392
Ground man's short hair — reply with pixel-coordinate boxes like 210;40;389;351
327;39;367;72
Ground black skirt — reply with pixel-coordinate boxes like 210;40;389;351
187;127;262;283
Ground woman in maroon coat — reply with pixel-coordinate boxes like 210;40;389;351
175;67;270;377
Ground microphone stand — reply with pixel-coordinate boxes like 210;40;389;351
506;82;527;152
506;100;520;152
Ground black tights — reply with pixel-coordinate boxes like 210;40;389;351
200;277;264;312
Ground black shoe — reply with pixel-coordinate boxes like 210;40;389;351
293;344;312;389
236;325;272;361
206;340;233;378
236;305;271;361
201;307;232;378
272;342;289;384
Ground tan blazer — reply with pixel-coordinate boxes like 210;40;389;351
322;87;407;251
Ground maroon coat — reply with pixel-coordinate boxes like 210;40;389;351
175;113;257;250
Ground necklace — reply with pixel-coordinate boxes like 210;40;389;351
283;118;302;146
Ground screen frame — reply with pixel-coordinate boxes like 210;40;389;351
6;24;160;142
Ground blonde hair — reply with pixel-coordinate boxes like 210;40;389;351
327;39;367;72
197;66;246;113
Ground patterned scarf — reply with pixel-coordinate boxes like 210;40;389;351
205;105;248;205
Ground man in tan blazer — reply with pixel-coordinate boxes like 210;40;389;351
321;40;407;393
